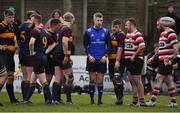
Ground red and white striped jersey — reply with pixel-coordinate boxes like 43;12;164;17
124;30;145;60
158;28;178;61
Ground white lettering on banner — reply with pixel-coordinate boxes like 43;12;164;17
1;55;168;92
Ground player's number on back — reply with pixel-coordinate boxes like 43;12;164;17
20;31;26;43
42;37;47;48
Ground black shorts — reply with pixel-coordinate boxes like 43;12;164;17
53;55;72;70
0;54;15;72
19;53;33;66
45;55;54;75
108;59;125;79
32;54;47;74
86;59;107;73
125;58;144;75
158;61;172;75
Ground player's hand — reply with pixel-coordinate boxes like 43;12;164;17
88;55;95;63
30;51;36;56
163;59;172;65
100;56;107;63
155;68;159;73
63;56;70;65
69;58;73;65
147;58;153;64
130;55;135;61
114;61;120;69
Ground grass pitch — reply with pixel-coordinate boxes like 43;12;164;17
0;92;180;112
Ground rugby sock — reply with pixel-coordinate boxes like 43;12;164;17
36;82;42;93
151;87;160;102
98;83;103;103
0;84;3;91
24;81;30;99
139;98;145;103
89;81;95;103
25;83;36;101
176;80;180;95
6;83;17;102
65;85;72;102
132;96;138;104
114;84;124;100
52;82;61;101
42;82;52;103
168;87;176;103
21;81;25;100
117;84;124;101
113;82;118;99
21;81;30;101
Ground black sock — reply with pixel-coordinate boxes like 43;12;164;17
43;82;52;103
21;81;25;100
25;83;35;101
21;81;30;101
65;85;72;102
113;82;119;99
24;81;30;100
36;83;42;93
52;82;61;101
6;83;16;102
114;84;124;100
98;83;103;102
117;84;124;100
89;81;95;102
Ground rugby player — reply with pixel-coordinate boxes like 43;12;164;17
0;9;19;104
124;18;146;106
24;14;53;105
173;45;180;96
45;18;61;85
52;12;75;105
108;19;125;105
147;18;178;108
17;10;36;101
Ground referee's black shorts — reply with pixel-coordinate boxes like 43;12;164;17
86;59;107;73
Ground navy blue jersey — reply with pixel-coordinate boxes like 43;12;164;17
54;26;73;56
18;22;34;55
84;27;111;60
46;30;57;56
31;28;47;55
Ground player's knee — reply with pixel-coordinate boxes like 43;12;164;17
65;73;74;86
112;75;123;88
42;81;48;87
155;77;162;85
6;76;14;84
30;83;36;88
